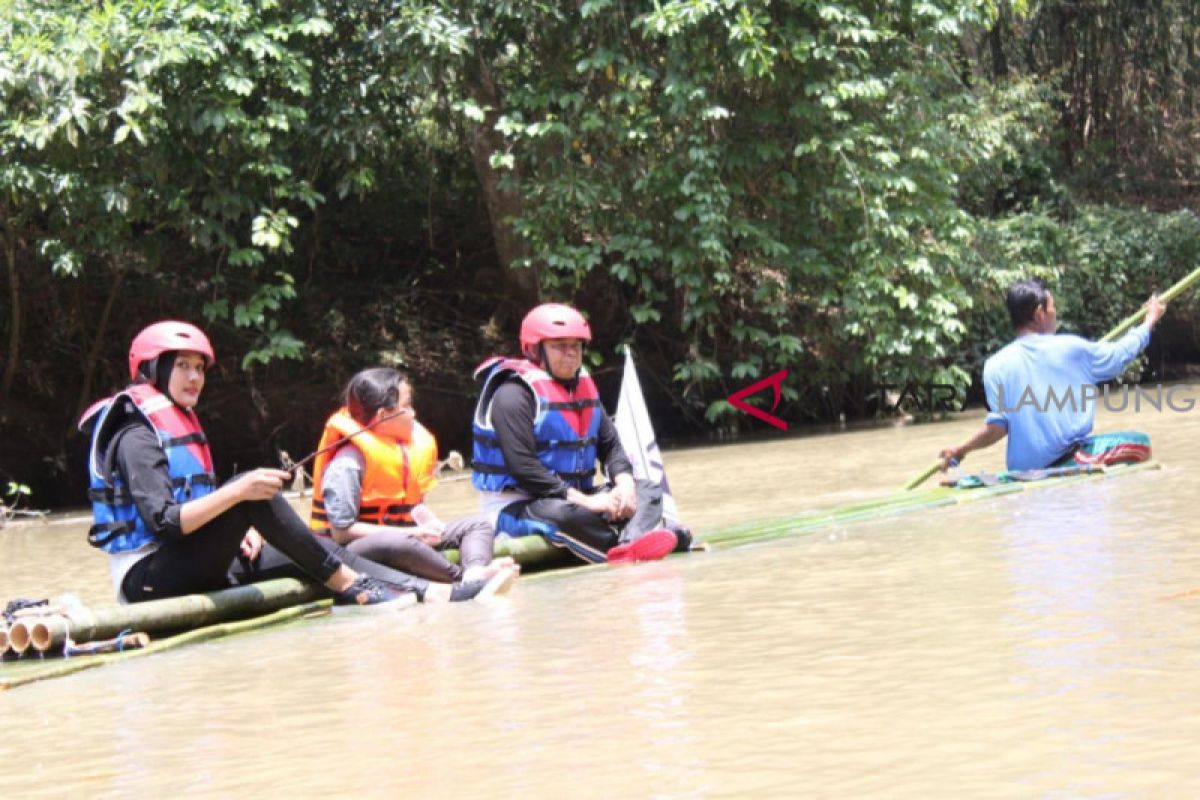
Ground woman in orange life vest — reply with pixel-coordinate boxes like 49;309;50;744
309;367;517;584
83;322;508;608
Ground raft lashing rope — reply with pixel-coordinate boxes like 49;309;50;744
0;594;154;659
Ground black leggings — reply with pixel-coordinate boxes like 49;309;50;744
237;537;429;599
121;491;427;602
510;478;664;564
345;514;495;583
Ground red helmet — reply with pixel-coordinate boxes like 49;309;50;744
128;321;215;379
519;303;592;356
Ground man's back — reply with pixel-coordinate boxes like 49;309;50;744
984;328;1148;470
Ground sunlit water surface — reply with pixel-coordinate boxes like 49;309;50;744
4;403;1200;797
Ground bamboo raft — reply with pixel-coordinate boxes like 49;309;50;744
1;459;1161;690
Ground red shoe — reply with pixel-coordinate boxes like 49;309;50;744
607;528;678;565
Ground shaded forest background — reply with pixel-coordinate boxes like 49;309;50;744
5;0;1200;508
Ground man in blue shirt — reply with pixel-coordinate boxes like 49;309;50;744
939;277;1166;472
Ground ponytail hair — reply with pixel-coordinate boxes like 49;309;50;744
343;367;408;425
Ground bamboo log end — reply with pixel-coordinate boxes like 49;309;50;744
8;620;34;654
30;615;70;653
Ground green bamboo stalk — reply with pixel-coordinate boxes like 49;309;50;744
1;601;331;691
707;461;1159;549
442;534;577;572
903;460;944;491
1100;263;1200;342
28;578;326;654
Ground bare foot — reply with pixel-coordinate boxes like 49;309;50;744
462;557;520;583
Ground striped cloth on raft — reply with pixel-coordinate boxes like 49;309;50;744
1053;430;1151;467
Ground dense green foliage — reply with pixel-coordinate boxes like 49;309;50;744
2;0;1200;505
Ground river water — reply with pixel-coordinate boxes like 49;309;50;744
3;401;1200;797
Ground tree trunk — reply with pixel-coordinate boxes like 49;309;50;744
1187;3;1196;117
1055;4;1078;167
1;237;20;407
989;2;1009;79
466;52;539;312
74;265;125;424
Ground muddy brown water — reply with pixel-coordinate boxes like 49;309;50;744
3;402;1200;797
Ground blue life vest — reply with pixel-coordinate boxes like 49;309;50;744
79;384;216;553
471;357;602;493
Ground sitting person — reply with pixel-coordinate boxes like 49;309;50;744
939;277;1165;472
309;367;517;585
81;321;507;608
470;302;691;564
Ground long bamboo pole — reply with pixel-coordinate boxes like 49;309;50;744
903;462;943;491
1099;263;1200;342
1;601;331;691
905;265;1200;490
732;461;1159;548
27;578;325;655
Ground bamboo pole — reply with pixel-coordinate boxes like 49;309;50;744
27;578;325;655
904;461;943;491
711;461;1160;549
0;624;9;655
1100;263;1200;342
2;601;331;691
442;534;576;572
7;619;34;654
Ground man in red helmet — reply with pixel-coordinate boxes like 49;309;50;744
470;303;691;564
80;321;507;607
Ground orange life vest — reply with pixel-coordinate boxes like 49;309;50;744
309;408;439;530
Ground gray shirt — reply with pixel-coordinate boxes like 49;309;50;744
320;446;367;530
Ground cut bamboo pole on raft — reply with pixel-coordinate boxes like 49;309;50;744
7;619;34;654
2;601;331;691
26;578;325;655
442;533;577;572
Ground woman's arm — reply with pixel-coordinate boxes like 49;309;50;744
178;469;290;534
115;422;288;537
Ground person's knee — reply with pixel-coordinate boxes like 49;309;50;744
534;498;605;532
634;478;663;503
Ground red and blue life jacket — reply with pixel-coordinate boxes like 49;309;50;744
471;357;602;493
80;384;216;553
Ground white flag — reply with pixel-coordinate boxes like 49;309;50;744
614;346;680;525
